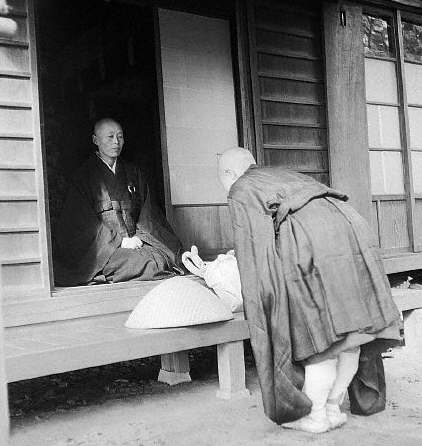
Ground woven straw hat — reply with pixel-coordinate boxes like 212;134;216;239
125;276;234;329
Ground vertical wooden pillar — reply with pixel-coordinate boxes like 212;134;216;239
158;351;191;386
324;1;372;221
235;0;256;156
402;309;422;359
0;284;9;444
216;340;250;400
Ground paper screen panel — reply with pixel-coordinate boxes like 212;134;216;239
367;105;401;149
411;151;422;193
160;9;238;205
408;107;422;149
365;59;397;103
413;199;422;249
405;62;422;105
369;151;404;195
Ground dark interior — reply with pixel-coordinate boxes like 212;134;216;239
36;0;164;231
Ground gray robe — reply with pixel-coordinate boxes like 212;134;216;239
228;165;401;424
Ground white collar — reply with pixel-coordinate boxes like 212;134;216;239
96;153;117;174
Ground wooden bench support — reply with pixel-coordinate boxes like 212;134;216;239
216;340;250;400
402;309;422;360
158;351;192;385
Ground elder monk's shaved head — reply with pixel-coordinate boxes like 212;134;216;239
218;147;256;192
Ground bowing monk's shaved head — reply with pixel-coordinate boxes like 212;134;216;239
218;147;256;193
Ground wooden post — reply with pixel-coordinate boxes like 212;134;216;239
216;340;250;400
402;309;422;360
0;282;9;444
158;351;192;385
324;1;372;221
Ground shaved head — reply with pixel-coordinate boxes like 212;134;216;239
92;118;124;166
218;147;256;193
93;118;121;135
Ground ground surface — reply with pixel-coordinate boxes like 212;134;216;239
8;345;422;446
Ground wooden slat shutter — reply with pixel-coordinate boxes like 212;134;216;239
0;283;9;442
323;1;372;220
248;0;329;184
0;0;51;302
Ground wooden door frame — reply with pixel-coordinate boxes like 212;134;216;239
153;1;255;220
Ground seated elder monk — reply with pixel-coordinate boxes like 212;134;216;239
218;147;401;434
53;118;183;286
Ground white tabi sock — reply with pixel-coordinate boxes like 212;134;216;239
283;358;337;433
326;347;361;429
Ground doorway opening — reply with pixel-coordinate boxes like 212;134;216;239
36;0;164;236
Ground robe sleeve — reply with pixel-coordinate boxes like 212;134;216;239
136;182;183;264
228;197;312;424
53;180;123;286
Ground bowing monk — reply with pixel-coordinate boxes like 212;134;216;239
218;147;401;433
53;118;182;286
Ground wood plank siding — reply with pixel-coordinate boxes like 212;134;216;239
0;282;9;442
0;0;51;303
249;0;329;184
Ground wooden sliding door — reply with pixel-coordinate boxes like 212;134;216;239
248;0;329;184
156;8;239;256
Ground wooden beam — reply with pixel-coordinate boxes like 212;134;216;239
324;1;372;221
5;312;249;382
383;252;422;273
391;288;422;311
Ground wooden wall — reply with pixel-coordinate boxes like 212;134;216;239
248;0;329;184
0;280;9;441
0;0;51;302
173;205;233;257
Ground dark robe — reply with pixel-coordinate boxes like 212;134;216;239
53;154;183;286
228;165;401;424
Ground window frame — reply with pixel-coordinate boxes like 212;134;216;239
363;5;419;254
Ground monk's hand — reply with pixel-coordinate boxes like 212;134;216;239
121;236;143;250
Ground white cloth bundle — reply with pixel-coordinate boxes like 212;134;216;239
182;246;243;312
